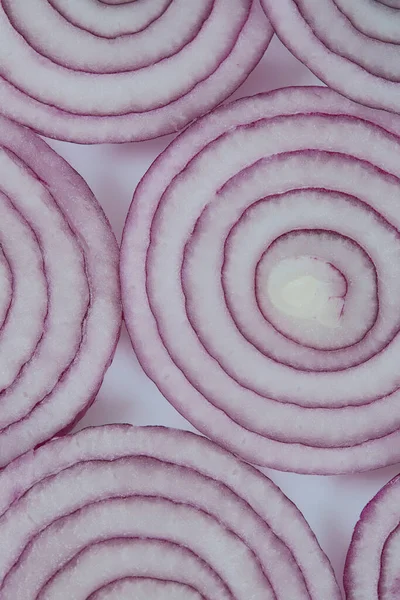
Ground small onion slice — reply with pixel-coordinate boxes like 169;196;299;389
121;86;400;474
261;0;400;115
0;115;121;467
344;473;400;600
0;424;341;600
0;0;272;143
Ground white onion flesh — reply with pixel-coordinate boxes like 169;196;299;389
0;425;341;600
261;0;400;115
344;473;400;600
121;86;400;474
0;115;121;467
0;0;272;143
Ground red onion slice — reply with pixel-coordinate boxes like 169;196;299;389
0;424;341;600
121;86;400;474
0;115;121;467
260;0;400;114
344;473;400;600
0;1;272;143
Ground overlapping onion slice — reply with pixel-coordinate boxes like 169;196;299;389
0;115;121;467
0;424;341;600
344;474;400;600
0;1;272;143
261;0;400;115
121;86;400;474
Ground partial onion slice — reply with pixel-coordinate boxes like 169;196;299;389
0;424;341;600
0;1;272;143
121;86;400;475
261;0;400;115
0;115;121;467
344;473;400;600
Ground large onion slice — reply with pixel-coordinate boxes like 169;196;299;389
0;424;341;600
121;86;400;475
0;1;272;143
0;115;121;467
344;473;400;600
261;0;400;115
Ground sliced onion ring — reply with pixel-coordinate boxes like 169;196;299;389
121;86;400;474
344;473;400;600
261;0;400;115
0;424;341;600
0;0;272;143
0;115;121;467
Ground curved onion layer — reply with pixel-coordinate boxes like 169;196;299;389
0;115;121;467
261;0;400;115
0;424;341;600
121;86;400;475
0;1;272;143
344;474;400;600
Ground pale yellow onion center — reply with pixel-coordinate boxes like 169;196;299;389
267;256;345;327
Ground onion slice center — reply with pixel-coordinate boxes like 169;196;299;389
266;255;346;327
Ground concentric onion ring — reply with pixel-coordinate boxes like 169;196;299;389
0;115;121;467
261;0;400;115
0;0;272;143
121;86;400;474
0;424;341;600
344;473;400;600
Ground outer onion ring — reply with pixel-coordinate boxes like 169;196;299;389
0;424;341;600
121;86;400;474
261;0;400;115
344;473;400;600
0;0;272;143
0;115;121;467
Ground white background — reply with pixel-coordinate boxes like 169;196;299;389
48;36;400;595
